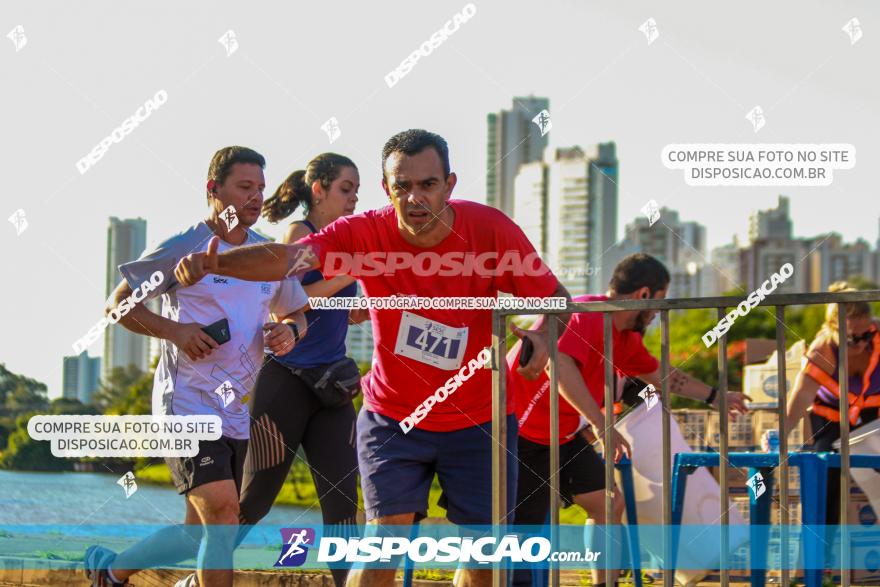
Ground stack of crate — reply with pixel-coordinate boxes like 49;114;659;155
672;409;712;450
705;410;754;451
771;496;802;526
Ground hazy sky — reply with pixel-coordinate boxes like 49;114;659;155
1;1;876;396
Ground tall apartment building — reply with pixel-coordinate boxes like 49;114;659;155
513;143;618;297
741;197;809;294
806;234;876;291
486;96;549;218
614;207;707;298
104;217;149;378
62;352;101;404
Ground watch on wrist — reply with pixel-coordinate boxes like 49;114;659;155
287;321;301;343
705;386;718;406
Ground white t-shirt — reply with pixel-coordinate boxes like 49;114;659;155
119;222;308;439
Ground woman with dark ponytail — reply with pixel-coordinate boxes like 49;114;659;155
239;153;364;587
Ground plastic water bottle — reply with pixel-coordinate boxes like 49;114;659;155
762;429;780;452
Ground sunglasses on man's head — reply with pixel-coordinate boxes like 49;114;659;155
847;328;876;346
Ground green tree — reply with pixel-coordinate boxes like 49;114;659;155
0;364;49;449
0;413;71;471
90;364;146;413
50;397;97;415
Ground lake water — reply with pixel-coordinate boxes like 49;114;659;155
0;469;325;563
0;469;320;526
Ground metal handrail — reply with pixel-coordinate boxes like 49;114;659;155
491;289;880;587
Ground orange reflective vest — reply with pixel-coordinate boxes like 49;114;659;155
808;332;880;425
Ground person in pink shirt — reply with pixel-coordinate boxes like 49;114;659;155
174;129;571;587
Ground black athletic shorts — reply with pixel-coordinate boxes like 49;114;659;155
514;433;605;524
165;436;248;495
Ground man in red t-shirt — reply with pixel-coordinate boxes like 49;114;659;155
175;129;571;587
509;254;749;587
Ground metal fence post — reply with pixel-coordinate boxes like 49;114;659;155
491;311;508;587
661;310;672;587
548;316;560;587
775;305;790;585
603;312;614;581
838;303;850;587
716;307;729;587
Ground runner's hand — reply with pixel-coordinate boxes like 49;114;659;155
349;308;370;324
170;322;220;361
510;323;548;381
721;391;751;415
175;236;220;287
597;427;631;463
264;322;296;356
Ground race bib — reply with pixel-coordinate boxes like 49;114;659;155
394;311;468;370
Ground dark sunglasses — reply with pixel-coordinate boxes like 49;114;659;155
847;328;876;346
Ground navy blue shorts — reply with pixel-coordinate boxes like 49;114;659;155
357;409;519;525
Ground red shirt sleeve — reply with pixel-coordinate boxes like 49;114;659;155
493;215;559;298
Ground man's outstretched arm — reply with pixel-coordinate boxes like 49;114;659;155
175;236;318;286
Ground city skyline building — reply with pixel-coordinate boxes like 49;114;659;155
103;217;149;379
486;96;549;219
62;351;101;404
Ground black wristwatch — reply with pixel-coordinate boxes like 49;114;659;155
287;321;301;343
705;386;718;406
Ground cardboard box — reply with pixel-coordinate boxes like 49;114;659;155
844;495;880;581
850;494;879;528
743;340;806;407
771;497;802;526
705;411;753;449
743;338;778;365
732;495;751;524
672;409;712;449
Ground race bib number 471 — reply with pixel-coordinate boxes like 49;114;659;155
394;311;468;370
